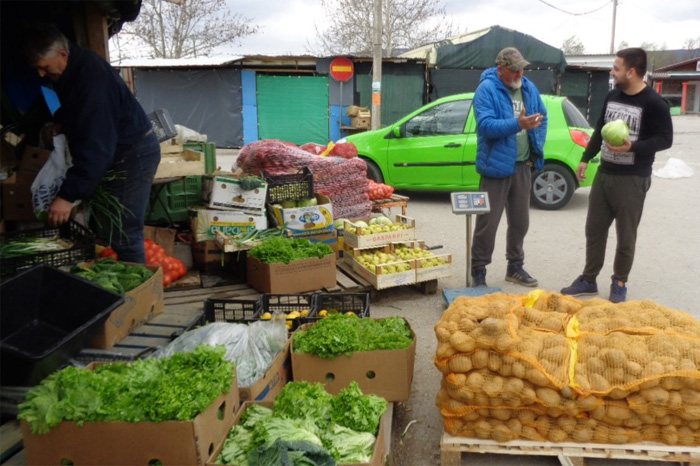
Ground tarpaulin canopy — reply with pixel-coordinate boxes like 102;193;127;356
402;25;567;73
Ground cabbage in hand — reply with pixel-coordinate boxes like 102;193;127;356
601;119;630;146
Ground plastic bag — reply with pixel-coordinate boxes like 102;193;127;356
151;317;287;387
30;134;72;219
653;157;694;179
174;124;207;144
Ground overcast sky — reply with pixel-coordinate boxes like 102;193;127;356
224;0;700;56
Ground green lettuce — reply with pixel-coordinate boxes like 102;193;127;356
323;424;375;464
330;382;387;434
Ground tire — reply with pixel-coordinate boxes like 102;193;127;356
363;159;384;183
531;163;576;210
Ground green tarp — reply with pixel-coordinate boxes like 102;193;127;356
436;26;567;73
256;75;329;144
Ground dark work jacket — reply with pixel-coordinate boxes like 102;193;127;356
53;43;151;202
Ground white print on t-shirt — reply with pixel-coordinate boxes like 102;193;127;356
601;101;642;165
512;95;525;136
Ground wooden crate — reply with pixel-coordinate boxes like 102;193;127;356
440;433;700;466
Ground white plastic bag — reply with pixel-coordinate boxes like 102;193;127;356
653;157;694;179
30;134;72;219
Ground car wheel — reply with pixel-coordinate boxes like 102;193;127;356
363;159;384;183
531;163;576;210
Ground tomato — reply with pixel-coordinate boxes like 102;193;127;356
99;247;118;260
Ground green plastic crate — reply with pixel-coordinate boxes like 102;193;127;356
183;142;216;174
148;176;202;224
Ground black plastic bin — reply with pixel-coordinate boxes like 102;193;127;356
0;220;95;280
260;293;315;331
204;298;261;325
0;265;125;386
308;292;371;323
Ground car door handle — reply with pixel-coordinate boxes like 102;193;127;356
443;143;462;148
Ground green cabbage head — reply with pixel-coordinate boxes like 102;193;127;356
601;119;630;146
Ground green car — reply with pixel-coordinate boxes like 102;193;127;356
340;93;599;210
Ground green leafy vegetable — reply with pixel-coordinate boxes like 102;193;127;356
217;426;252;465
293;315;413;359
247;439;336;466
251;417;323;449
70;260;154;294
18;345;234;434
249;237;332;264
273;382;333;425
323;424;375;464
329;382;387;434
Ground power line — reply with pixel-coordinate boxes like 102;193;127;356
536;0;613;16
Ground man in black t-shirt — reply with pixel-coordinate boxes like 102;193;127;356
561;48;673;303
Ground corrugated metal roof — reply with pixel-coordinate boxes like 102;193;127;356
565;54;615;70
113;55;243;68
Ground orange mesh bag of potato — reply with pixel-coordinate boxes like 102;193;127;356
434;290;700;446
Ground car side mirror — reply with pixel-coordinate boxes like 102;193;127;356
393;126;401;138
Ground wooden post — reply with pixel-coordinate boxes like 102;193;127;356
83;2;109;62
681;81;688;114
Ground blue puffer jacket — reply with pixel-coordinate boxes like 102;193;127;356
473;67;547;178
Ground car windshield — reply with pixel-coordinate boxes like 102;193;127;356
404;100;471;137
562;99;591;129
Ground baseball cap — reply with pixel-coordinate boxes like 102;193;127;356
495;47;530;71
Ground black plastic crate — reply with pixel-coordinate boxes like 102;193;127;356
204;298;261;324
308;292;371;323
261;167;314;204
148;108;177;142
0;265;125;386
260;293;315;331
0;220;96;279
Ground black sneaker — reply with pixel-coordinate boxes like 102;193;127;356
471;267;487;287
609;279;627;303
505;264;538;287
561;275;598;297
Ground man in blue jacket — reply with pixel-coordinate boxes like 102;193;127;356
21;23;160;263
471;47;547;287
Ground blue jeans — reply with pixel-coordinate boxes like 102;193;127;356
101;132;160;263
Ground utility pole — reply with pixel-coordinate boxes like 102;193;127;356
609;0;618;54
371;0;382;130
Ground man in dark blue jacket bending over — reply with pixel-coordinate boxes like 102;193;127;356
21;23;160;263
471;47;547;287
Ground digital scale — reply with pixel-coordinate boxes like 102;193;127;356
450;192;491;289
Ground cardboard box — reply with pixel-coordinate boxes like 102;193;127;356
269;194;334;237
191;239;234;273
19;145;51;177
154;148;205;179
391;240;453;283
292;319;416;401
202;174;268;214
346;105;369;117
343;215;416;248
88;263;164;349
247;253;336;294
190;205;267;242
239;340;292;403
143;225;177;255
1;173;35;221
351;115;371;129
207;400;390;466
21;377;240;466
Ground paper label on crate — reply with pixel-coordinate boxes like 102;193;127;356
203;175;268;213
276;201;334;235
191;206;267;241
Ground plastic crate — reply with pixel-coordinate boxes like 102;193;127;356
260;293;315;331
147;176;202;224
261;167;314;204
308;292;371;323
204;298;261;324
0;220;96;279
184;142;217;174
148;108;177;142
0;265;125;386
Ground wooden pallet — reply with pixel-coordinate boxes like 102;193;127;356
440;433;700;465
336;260;438;298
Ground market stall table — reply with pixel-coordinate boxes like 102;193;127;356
371;193;409;216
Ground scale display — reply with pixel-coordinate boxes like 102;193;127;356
450;192;490;215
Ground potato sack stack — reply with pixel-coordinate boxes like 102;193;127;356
434;291;700;445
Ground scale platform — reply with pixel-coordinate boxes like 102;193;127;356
443;286;502;306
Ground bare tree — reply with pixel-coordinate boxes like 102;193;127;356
312;0;459;57
639;41;666;52
683;36;700;50
114;0;258;59
617;40;629;51
561;35;585;55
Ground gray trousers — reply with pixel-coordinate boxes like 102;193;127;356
471;163;531;269
582;171;651;283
